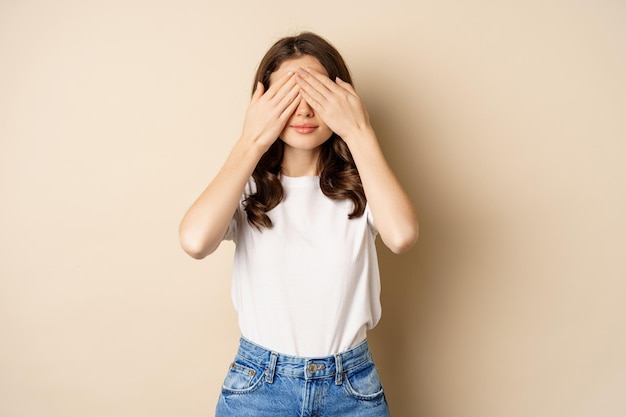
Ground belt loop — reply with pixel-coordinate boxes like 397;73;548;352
334;353;344;385
265;352;278;383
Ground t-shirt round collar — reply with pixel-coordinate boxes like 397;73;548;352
280;174;320;188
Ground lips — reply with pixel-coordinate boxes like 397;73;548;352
291;124;318;134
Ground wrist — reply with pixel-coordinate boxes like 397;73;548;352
232;135;270;164
340;125;377;148
237;133;273;154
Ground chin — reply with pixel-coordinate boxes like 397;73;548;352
280;135;332;151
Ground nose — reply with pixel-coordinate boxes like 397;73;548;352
296;98;313;117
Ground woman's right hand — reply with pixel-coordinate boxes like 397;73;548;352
179;72;300;259
240;71;301;151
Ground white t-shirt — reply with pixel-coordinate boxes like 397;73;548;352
225;175;381;357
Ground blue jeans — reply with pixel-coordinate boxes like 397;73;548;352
215;337;390;417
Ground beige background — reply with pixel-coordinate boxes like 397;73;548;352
1;0;625;416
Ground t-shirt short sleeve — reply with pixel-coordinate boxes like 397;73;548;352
365;203;378;236
223;178;257;242
224;213;238;241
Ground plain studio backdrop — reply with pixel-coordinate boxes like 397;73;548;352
1;1;625;416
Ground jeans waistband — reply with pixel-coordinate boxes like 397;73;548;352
236;337;372;385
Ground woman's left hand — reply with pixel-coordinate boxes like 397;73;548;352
296;68;418;254
294;67;372;143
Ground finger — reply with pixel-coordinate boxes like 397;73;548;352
300;67;341;94
297;87;323;114
265;78;297;112
276;82;301;112
335;77;359;97
272;75;298;105
294;73;328;108
252;82;264;101
265;70;296;99
279;93;302;120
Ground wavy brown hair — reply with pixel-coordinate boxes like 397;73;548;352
244;32;366;229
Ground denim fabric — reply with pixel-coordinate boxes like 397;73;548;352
215;337;390;417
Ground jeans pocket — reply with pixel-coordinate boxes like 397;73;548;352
342;361;385;401
221;361;265;395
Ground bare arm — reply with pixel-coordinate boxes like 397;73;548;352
295;68;418;254
338;126;418;253
179;72;301;259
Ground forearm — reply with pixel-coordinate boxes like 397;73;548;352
344;128;419;254
179;138;265;259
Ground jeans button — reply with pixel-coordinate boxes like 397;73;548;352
307;363;325;373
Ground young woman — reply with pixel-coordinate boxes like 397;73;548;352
180;32;418;417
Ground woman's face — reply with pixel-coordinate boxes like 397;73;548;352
269;55;334;152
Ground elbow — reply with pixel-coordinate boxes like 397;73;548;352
179;227;218;260
180;235;209;260
182;245;210;260
384;223;419;255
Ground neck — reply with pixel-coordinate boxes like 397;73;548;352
281;146;321;177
